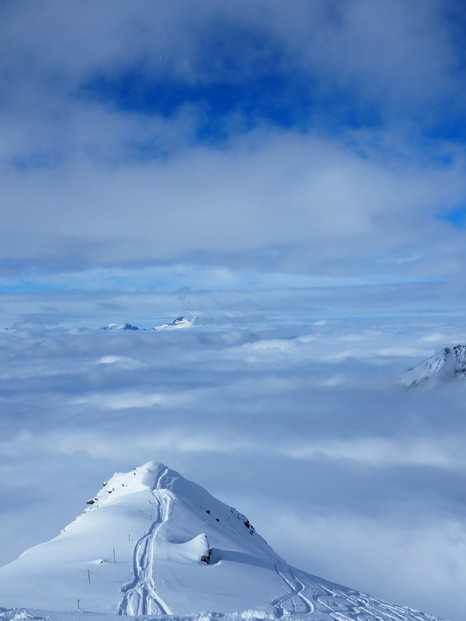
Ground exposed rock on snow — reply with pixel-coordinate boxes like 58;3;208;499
400;344;466;387
0;461;446;620
153;316;194;331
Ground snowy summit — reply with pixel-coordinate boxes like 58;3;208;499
153;316;194;331
400;345;466;387
0;461;445;620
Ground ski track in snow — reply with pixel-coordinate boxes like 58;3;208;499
272;563;314;615
118;468;172;616
118;501;440;621
311;582;439;621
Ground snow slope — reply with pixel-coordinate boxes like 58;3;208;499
400;345;466;387
0;462;446;620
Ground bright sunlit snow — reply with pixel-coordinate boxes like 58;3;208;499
0;461;447;620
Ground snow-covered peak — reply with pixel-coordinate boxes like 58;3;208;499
400;344;466;387
82;461;197;512
84;461;167;508
79;460;263;548
99;323;139;331
0;461;447;621
153;316;194;331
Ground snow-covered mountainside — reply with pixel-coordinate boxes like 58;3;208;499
400;345;466;387
0;461;445;620
153;316;194;330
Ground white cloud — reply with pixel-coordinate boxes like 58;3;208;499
282;436;461;468
0;3;465;283
2;131;465;276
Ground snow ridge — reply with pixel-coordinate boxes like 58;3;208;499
118;470;173;615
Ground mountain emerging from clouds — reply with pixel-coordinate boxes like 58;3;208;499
153;316;194;330
400;345;466;387
99;323;140;331
0;461;445;620
98;317;194;332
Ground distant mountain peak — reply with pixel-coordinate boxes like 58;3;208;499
400;344;466;387
99;323;139;331
153;316;194;331
0;461;446;620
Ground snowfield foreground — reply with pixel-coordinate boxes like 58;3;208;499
0;461;446;620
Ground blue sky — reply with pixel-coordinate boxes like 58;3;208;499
1;0;466;320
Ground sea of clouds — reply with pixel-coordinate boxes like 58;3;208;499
1;287;466;621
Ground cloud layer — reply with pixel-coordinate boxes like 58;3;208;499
1;1;466;283
1;314;466;620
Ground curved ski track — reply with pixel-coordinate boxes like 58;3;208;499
281;578;442;621
272;563;314;616
118;469;173;616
